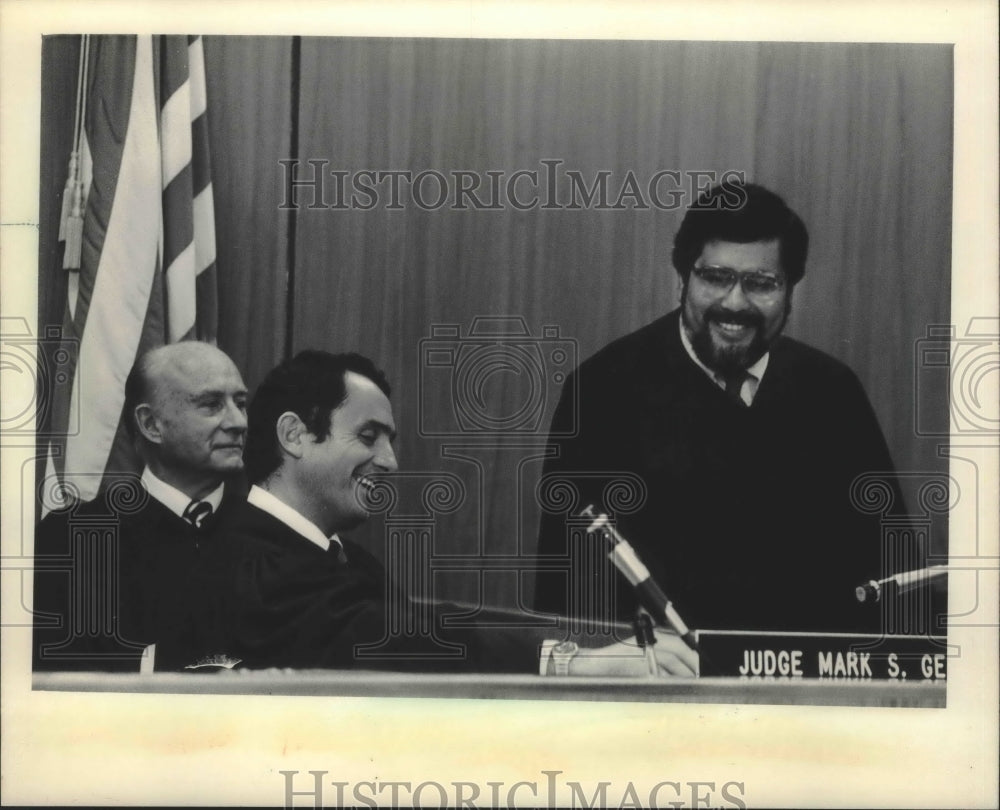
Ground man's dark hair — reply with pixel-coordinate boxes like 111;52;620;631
672;181;809;286
122;351;155;441
245;350;392;485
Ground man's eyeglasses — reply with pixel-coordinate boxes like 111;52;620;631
691;266;785;298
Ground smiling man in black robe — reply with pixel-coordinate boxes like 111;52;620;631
169;350;698;676
534;181;907;634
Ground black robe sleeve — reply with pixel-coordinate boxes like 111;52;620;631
169;506;543;673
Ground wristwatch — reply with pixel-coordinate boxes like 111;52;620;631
551;641;580;676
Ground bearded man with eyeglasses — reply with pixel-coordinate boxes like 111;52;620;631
535;181;904;634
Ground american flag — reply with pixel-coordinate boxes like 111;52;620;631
44;34;218;510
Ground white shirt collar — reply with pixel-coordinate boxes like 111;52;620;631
141;467;224;519
246;485;343;553
678;317;770;406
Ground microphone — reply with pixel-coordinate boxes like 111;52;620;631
855;565;949;603
580;505;699;653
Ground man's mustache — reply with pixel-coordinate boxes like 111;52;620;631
705;307;764;329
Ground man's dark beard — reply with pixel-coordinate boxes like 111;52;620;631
685;303;780;376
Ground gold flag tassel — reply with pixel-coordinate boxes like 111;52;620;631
57;152;77;241
61;35;89;271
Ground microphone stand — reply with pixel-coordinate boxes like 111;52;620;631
581;505;700;655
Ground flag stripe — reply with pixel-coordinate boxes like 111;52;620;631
195;259;219;340
160;83;193;186
193;186;217;272
188;33;217;340
161;163;194;271
190;112;212;194
102;247;166;480
160;34;198;342
159;35;190;100
165;242;198;342
188;36;207;119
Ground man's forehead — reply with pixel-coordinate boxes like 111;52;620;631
333;372;396;430
149;345;246;399
699;238;782;269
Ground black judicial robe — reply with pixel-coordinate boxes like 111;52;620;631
535;309;910;633
32;485;240;672
166;502;541;673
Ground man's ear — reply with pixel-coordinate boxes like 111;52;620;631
133;404;162;445
275;411;308;459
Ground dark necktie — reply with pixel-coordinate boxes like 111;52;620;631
723;371;750;406
329;540;349;566
183;500;213;529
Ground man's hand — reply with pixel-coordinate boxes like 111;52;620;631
652;629;699;676
565;634;698;678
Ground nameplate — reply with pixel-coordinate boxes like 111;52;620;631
696;631;948;681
